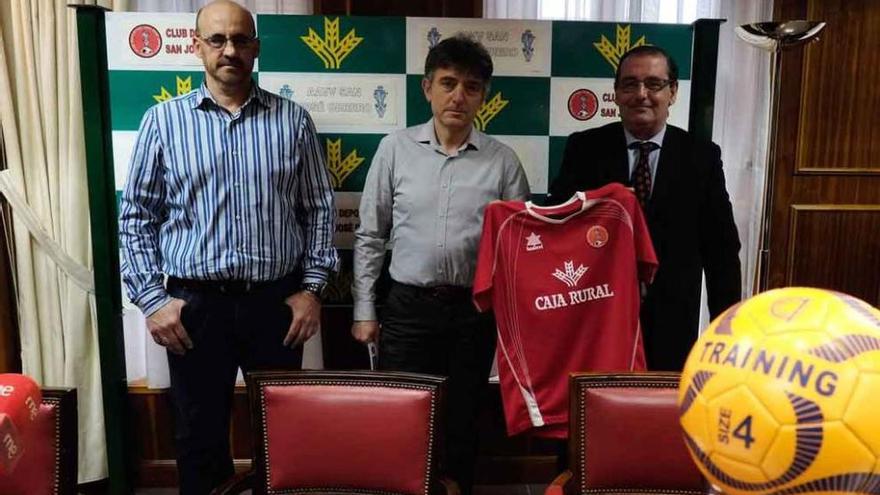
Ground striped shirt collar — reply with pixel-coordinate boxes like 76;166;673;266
191;79;273;110
414;119;483;152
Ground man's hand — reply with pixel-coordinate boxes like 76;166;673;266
146;298;193;355
284;291;322;348
351;320;380;344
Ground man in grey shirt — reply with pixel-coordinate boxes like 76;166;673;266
351;35;530;494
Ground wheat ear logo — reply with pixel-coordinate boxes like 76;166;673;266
300;17;363;70
552;261;588;288
153;76;192;103
326;138;365;189
593;24;648;71
474;92;509;131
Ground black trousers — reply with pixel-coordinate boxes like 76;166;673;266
166;274;303;495
379;281;497;495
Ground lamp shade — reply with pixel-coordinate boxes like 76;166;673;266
735;21;826;51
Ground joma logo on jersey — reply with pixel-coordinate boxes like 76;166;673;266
525;232;543;251
326;138;365;189
594;24;649;71
153;76;193;103
474;92;509;131
301;17;363;70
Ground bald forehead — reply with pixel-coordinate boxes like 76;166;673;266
196;0;255;36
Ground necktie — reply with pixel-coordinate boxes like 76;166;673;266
630;141;658;210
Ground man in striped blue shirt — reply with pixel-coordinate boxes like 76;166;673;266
119;1;337;492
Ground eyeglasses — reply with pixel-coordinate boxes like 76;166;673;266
617;78;674;93
198;34;258;50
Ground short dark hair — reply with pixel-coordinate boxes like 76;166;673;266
614;45;679;87
424;34;493;87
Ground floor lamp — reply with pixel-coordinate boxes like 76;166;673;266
735;21;826;294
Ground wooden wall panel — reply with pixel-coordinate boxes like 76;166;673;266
0;211;19;373
129;386;253;486
766;0;880;298
0;135;20;373
786;206;880;304
796;0;880;173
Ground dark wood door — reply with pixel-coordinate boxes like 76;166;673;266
767;0;880;306
0;139;20;373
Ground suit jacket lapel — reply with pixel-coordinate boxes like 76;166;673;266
650;127;680;218
606;124;630;185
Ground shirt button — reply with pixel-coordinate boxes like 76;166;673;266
232;150;238;156
235;214;241;220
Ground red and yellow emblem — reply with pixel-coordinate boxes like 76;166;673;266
568;88;598;121
586;225;608;248
129;24;162;58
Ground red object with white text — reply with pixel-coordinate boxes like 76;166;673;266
0;374;42;475
473;183;657;438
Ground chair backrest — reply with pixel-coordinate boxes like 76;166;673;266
247;370;446;495
2;387;78;495
568;373;705;495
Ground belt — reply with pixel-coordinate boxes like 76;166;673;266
394;281;472;301
167;272;300;296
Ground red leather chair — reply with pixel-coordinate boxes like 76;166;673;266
546;373;707;495
2;387;78;495
215;370;457;495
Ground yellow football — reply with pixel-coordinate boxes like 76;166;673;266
678;287;880;494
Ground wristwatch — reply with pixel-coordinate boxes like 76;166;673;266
300;282;327;300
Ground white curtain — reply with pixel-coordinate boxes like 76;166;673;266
711;0;772;310
485;0;772;331
0;0;116;484
484;0;540;19
124;0;311;13
513;0;718;22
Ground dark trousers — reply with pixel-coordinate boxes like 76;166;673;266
166;275;303;495
379;281;497;495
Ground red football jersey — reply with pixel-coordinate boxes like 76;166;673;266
473;183;658;438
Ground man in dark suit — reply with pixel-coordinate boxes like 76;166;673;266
548;45;741;371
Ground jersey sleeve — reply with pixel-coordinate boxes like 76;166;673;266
473;201;501;312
